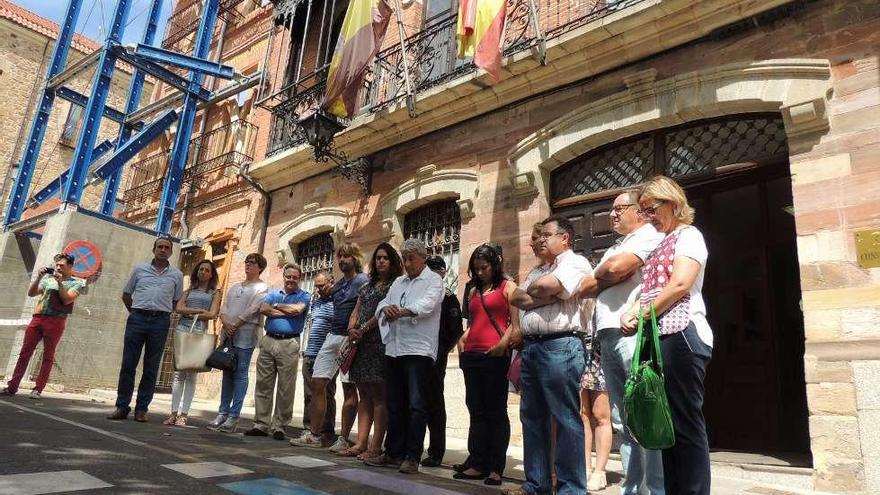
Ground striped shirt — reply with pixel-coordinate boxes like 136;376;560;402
520;250;594;336
303;295;334;357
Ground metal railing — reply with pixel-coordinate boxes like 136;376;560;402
266;0;646;155
162;0;260;53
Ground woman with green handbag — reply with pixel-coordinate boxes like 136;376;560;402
622;175;713;495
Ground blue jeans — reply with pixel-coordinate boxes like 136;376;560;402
115;311;170;414
520;335;586;495
384;355;432;462
598;328;665;495
218;346;255;418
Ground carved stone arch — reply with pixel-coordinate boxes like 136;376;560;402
379;164;479;244
276;203;350;266
508;59;833;199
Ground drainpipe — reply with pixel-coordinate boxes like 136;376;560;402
179;18;230;238
238;162;271;253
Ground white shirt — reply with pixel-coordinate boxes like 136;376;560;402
520;249;594;336
673;226;712;347
595;224;664;330
376;266;445;360
219;280;269;349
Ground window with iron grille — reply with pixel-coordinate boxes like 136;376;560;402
404;199;461;291
550;114;789;203
296;232;335;292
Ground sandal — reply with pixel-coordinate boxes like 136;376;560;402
357;450;382;461
336;446;365;457
174;414;188;427
162;413;177;426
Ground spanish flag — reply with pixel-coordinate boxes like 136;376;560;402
456;0;506;81
324;0;393;118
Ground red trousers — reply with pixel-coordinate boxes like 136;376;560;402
7;315;67;393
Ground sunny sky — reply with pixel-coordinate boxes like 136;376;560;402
11;0;174;45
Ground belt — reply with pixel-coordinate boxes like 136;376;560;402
523;332;578;342
266;332;299;340
132;308;170;318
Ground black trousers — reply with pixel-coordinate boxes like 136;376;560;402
384;355;433;461
660;323;712;495
425;351;449;461
301;356;336;438
461;352;511;475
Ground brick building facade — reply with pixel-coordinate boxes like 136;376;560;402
113;0;880;491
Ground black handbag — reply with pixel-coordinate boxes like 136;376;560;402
206;337;238;372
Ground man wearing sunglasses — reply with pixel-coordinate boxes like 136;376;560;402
3;253;84;399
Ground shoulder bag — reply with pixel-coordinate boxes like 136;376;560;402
477;284;523;392
173;314;215;372
623;303;675;449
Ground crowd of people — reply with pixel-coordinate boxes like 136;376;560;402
3;174;713;495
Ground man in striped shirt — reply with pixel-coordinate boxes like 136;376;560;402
299;271;336;444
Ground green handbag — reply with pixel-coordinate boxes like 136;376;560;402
623;303;675;449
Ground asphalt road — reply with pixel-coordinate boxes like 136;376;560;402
0;394;522;495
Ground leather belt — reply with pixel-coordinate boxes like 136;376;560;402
132;308;170;318
523;332;578;342
266;332;299;340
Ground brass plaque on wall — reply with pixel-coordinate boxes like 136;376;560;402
855;229;880;268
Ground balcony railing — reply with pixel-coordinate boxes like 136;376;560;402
266;0;646;156
121;119;259;208
162;0;260;53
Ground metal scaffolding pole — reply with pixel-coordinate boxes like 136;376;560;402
100;0;165;215
3;0;84;227
60;0;134;205
155;0;222;233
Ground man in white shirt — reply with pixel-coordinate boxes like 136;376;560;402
365;238;444;474
508;215;592;495
576;191;665;494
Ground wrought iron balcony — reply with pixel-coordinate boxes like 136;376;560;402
265;0;647;156
162;0;260;53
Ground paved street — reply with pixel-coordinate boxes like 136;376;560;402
0;393;522;495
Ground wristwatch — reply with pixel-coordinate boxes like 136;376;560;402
272;303;279;309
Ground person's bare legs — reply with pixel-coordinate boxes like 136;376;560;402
340;382;358;440
366;382;387;455
351;383;373;454
591;390;613;473
309;378;330;435
580;387;594;473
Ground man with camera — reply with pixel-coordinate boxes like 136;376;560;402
3;253;84;399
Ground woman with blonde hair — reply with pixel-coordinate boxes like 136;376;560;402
622;175;712;494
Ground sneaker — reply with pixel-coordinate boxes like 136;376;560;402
328;435;351;453
363;453;402;468
217;417;239;433
398;459;420;474
207;414;228;431
290;431;323;447
587;470;607;491
28;390;41;399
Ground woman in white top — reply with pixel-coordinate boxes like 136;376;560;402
622;175;712;495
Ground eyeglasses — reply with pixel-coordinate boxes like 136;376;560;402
244;259;258;265
610;204;635;214
538;232;566;239
637;202;665;217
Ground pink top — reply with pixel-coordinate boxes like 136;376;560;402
465;280;511;352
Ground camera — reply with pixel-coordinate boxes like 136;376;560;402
44;267;54;275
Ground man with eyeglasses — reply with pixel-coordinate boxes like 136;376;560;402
108;236;183;422
298;271;337;445
3;253;84;399
575;190;666;494
508;215;593;495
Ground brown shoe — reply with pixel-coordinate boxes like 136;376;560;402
134;411;147;422
106;408;128;420
398;459;420;474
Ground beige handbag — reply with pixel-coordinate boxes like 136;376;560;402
173;315;214;372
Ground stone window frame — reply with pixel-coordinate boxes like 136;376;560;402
379;164;479;246
276;203;350;268
508;59;833;199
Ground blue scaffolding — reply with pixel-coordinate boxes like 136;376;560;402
4;0;240;234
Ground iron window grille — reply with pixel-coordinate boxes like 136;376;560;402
296;231;335;292
403;199;461;291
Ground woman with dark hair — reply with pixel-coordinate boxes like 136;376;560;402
340;242;403;459
455;244;520;485
164;260;220;426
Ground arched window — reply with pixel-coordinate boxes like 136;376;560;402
296;232;334;292
404;199;461;291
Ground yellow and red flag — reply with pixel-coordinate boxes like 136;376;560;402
323;0;393;118
456;0;506;81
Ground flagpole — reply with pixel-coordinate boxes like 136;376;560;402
528;0;547;65
393;0;417;117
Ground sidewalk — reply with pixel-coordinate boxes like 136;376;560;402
81;388;835;495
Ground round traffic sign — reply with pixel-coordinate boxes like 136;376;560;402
64;240;102;278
